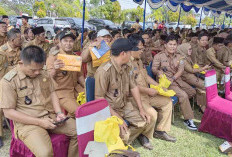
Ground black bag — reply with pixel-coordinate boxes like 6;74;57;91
195;72;205;80
107;150;140;157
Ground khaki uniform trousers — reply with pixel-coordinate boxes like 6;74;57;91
15;114;78;157
59;98;80;118
169;79;196;120
0;109;2;137
182;73;206;109
119;101;156;144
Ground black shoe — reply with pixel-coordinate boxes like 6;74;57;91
184;120;198;131
0;137;3;149
138;134;153;150
154;131;177;142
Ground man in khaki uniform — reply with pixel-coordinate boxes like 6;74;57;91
0;21;7;47
152;35;197;131
95;38;155;150
0;28;22;147
152;34;167;53
191;33;209;67
217;34;232;67
2;15;14;31
189;32;198;49
26;26;51;55
73;28;88;52
46;30;85;118
140;32;153;66
0;46;78;157
128;34;176;142
206;37;225;85
19;14;31;35
131;19;141;33
81;29;111;77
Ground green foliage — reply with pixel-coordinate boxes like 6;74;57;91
202;16;214;26
0;6;6;15
122;6;144;22
90;0;101;6
182;14;197;27
36;9;46;18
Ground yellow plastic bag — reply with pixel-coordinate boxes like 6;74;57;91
159;74;171;88
76;92;86;105
94;116;135;153
150;84;176;97
193;64;205;74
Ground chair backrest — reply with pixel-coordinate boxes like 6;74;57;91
85;77;95;102
205;69;218;102
225;67;231;98
75;99;111;157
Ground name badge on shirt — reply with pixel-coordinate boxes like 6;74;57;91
62;71;68;76
25;96;32;105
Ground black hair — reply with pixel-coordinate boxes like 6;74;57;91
128;34;145;47
111;30;119;38
24;28;30;34
136;18;139;23
55;32;62;40
83;28;88;33
88;31;97;41
7;28;21;40
20;46;46;64
198;33;208;40
122;28;131;36
63;27;71;32
130;28;136;33
165;35;178;43
54;27;61;34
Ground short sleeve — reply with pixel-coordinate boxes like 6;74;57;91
0;79;17;109
94;69;109;98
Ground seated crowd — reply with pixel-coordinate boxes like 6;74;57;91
0;14;232;156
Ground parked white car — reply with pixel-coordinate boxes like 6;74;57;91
36;18;71;39
166;22;191;30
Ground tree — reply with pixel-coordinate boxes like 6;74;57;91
37;9;46;18
34;1;46;17
202;16;214;26
182;15;197;27
0;6;6;15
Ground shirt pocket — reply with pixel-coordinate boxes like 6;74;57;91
17;89;33;105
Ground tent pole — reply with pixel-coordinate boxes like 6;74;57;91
177;6;181;27
199;8;203;27
81;0;86;48
143;0;147;31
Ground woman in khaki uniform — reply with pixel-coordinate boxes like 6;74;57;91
177;43;209;112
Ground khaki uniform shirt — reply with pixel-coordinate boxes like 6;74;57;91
46;49;83;99
141;45;153;66
94;58;136;116
191;46;208;67
0;42;21;79
0;66;54;130
25;39;51;55
21;23;30;34
131;23;141;32
216;46;232;67
206;47;226;71
0;34;7;47
152;51;185;80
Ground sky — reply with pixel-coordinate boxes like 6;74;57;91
117;0;152;13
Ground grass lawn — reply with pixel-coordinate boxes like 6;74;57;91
0;107;228;157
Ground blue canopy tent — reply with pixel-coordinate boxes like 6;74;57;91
81;0;232;45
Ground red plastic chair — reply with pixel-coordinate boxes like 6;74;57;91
199;69;232;142
75;99;111;157
10;121;70;157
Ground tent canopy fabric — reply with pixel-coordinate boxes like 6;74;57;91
123;0;232;16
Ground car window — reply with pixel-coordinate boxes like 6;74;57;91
47;19;53;24
41;19;48;24
55;19;69;25
37;19;42;24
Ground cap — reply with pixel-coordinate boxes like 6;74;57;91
111;38;134;56
213;37;224;44
59;30;76;41
97;29;111;37
2;15;8;19
32;26;45;35
189;32;197;37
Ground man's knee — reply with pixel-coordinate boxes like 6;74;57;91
35;148;53;157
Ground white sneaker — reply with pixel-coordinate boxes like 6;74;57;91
184;120;198;131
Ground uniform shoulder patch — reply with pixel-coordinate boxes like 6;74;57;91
51;50;59;56
4;70;17;81
1;44;8;51
103;63;112;71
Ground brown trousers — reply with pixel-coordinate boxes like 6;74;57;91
169;79;196;120
119;101;156;144
142;95;172;132
59;98;80;118
15;114;78;157
182;73;206;108
0;109;2;137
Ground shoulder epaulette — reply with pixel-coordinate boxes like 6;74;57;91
51;50;59;56
4;70;17;81
1;44;8;51
103;63;112;71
